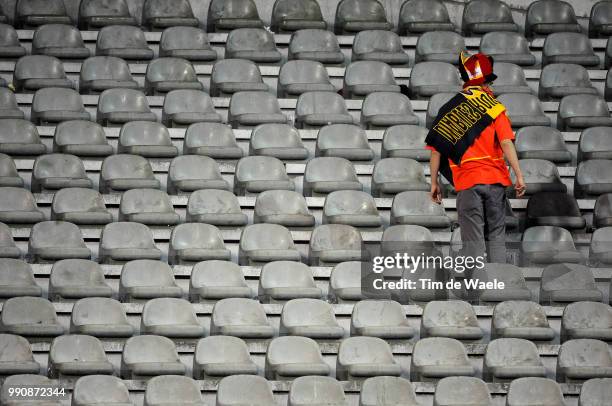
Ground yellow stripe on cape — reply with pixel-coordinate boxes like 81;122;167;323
461;86;506;119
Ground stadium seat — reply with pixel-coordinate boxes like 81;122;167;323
168;155;229;194
0;187;44;224
141;297;204;337
96;25;154;60
0;156;22;188
391;191;451;227
145;57;202;95
163;90;221;127
254;190;314;226
352;30;410;65
28;221;91;262
525;192;586;229
0;89;24;120
410;337;474;380
590;1;612;37
78;0;136;29
561;301;612;341
415;31;466;65
295;91;353;128
31;153;92;192
337;336;401;380
0;335;40;374
70;297;133;337
0;222;20;259
228;91;287;127
360;377;418;406
542;33;600;66
15;55;75;92
409;62;462;98
382;125;430;160
0;296;63;336
589;226;612;266
159;26;217;61
343;61;399;98
421;300;483;340
0;24;25;59
521;226;583;266
48;335;113;378
118;121;177;158
309;224;362;265
473;263;532;303
434;377;491;406
187;189;248;226
335;0;392;34
539;63;598;99
575;160;612;198
32;87;90;125
217;375;275;406
234;156;294;194
540;263;602;305
479;31;536;65
119;188;179;225
225;28;282;63
557;339;612;382
169;223;230;264
516;159;566;195
351;299;415;338
605;68;612;101
491;300;555;340
271;0;326;32
280;298;344;338
316;123;374;160
462;0;518;35
497;93;551;127
97;88;157;126
372;157;430;196
265;336;329;379
259;261;321;302
208;0;263;32
515;127;572;163
490;62;532;95
32;24;89;59
99;154;160;193
145;375;204;406
483;338;546;382
239;223;300;264
15;0;71;28
398;0;454;33
49;259;112;300
120;335;185;378
558;94;612;131
184;122;243;158
72;375;132;406
210;59;268;97
0;259;41;298
250;123;309;159
278;60;335;97
579;378;612;406
594;193;612;228
525;0;581;37
142;0;199;29
303;157;362;196
99;223;162;263
361;92;419;128
194;335;257;378
289;376;346;406
119;259;181;301
190;260;252;301
80;56;138;94
211;297;274;338
329;261;363;302
288;29;344;64
323;190;381;227
53;120;113;156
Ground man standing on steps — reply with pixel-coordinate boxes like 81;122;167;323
426;52;526;265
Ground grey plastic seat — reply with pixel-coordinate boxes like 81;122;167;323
594;195;612;229
159;26;217;61
558;94;612;131
360;376;418;406
0;187;43;224
409;62;462;98
462;0;518;35
304;157;362;196
605;38;612;69
168;155;229;194
31;154;92;192
239;223;300;264
557;339;612;382
225;28;281;63
118;121;177;158
49;259;112;300
265;336;329;379
2;376;60;405
15;0;71;28
145;57;202;95
516;127;571;163
99;223;162;263
295;92;353;128
540;263;602;304
72;375;132;406
217;375;275;406
0;89;24;120
288;376;347;406
80;56;138;95
211;298;274;338
484;338;546;382
0;222;20;259
516;159;566;195
472;263;531;303
53;120;113;157
119;189;179;225
280;298;344;338
398;0;454;34
288;29;344;64
605;68;612;101
480;31;536;65
28;221;91;262
229;91;287;128
32;24;89;59
579;378;612;406
0;296;63;336
343;61;399;98
540;64;598;99
194;336;257;378
271;0;326;32
70;297;134;337
309;224;363;265
391;191;450;227
120;335;185;379
521;226;583;266
352;30;410;65
591;1;612;37
372;158;430;196
323;190;381;227
526;191;584;228
0;155;22;188
142;0;199;29
145;375;204;406
0;335;39;374
254;190;314;227
49;335;113;378
434;376;492;406
97;88;157;126
0;259;41;298
543;33;599;67
0;24;26;58
211;59;267;97
259;261;321;302
316;123;374;160
169;223;230;264
329;261;363;302
119;260;181;301
382;125;430;160
278;60;336;97
78;0;136;29
337;336;400;380
351;300;414;338
491;62;532;95
184;122;243;158
361;92;419;128
100;155;160;193
421;300;483;340
187;189;248;226
561;301;612;341
415;32;466;65
234;156;294;194
497;93;551;127
410;337;474;381
208;0;263;32
141;298;204;337
31;87;90;125
190;260;251;301
163;90;221;127
250;123;308;159
492;300;555;340
526;0;581;37
335;0;392;34
96;25;154;60
575;160;612;198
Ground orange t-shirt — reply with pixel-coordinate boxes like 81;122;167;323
427;111;515;191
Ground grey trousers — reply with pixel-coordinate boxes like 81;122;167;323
456;183;507;264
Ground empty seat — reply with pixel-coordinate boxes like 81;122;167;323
579;378;612;406
159;26;217;61
234;156;294;194
484;338;546;382
288;29;344;64
259;261;321;302
280;298;344;338
304;157;362;196
169;223;230;264
49;335;113;377
168;155;228;194
490;62;532;95
309;224;362;265
335;0;392;34
225;28;281;63
0;222;20;259
32;87;90;125
0;296;63;336
163;90;221;127
540;263;602;304
473;263;532;303
329;261;363;302
497;93;551;127
591;1;612;37
278;60;335;97
562;301;612;341
119;189;179;225
398;0;454;33
250;123;309;159
0;155;22;188
558;94;612;131
517;159;566;195
78;0;136;29
492;300;555;340
145;57;202;95
208;0;263;32
184;122;243;158
295;92;353;128
540;63;597;99
53;120;113;157
594;195;612;229
70;297;134;337
351;299;414;338
0;187;43;224
316;123;374;160
211;298;274;338
543;33;600;67
434;377;492;406
521;226;583;266
142;0;199;29
343;61;399;98
410;337;474;381
0;259;41;298
0;89;24;120
80;56;138;95
190;260;251;302
32;24;89;59
575;160;612;198
337;336;400;380
372;158;430;196
480;31;536;65
606;68;612;100
145;375;204;406
254;190;314;226
99;223;162;263
421;300;483;340
360;376;418;406
141;298;204;338
0;24;26;58
194;336;257;378
526;192;585;229
28;221;90;262
31;154;92;192
97;88;157;126
271;0;326;32
72;375;132;406
239;223;300;264
557;339;612;382
323;190;381;227
119;260;181;301
211;59;267;97
217;375;275;406
462;0;518;35
96;25;154;60
15;0;71;28
14;55;73;92
515;127;572;163
266;336;329;379
289;376;346;406
415;31;466;65
0;335;39;374
526;0;581;36
49;259;112;300
361;92;419;128
187;189;248;226
409;62;462;98
507;378;565;406
352;30;410;65
382;125;430;160
118;121;177;158
121;335;185;378
229;91;287;128
391;191;450;228
99;154;160;193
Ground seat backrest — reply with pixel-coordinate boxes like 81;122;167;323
15;55;66;80
99;88;151;114
101;154;155;181
345;61;396;86
289;376;346;406
480;31;531;54
32;24;85;50
97;25;149;50
73;375;131;406
217;375;275;406
101;222;157;249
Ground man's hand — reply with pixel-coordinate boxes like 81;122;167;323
514;173;526;198
430;182;442;204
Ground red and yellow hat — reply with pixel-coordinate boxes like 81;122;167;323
458;51;497;86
